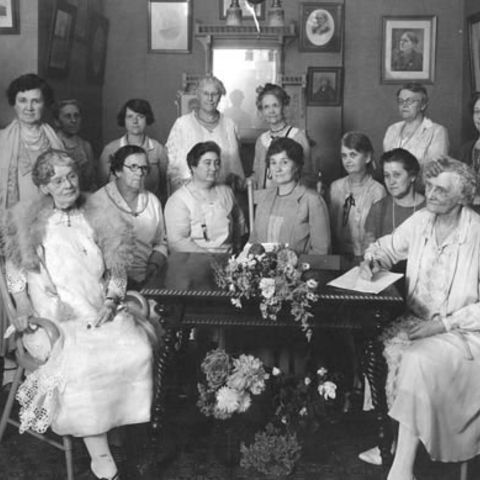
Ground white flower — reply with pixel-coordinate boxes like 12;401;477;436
306;279;318;289
299;406;308;417
216;386;241;413
259;278;276;299
231;298;242;308
304;377;311;386
281;416;288;424
272;367;282;376
237;393;252;412
317;367;328;377
301;262;311;271
318;381;337;400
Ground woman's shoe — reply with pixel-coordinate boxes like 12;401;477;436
78;470;121;480
358;446;382;465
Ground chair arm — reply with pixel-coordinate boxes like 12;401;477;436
27;317;61;349
123;291;150;319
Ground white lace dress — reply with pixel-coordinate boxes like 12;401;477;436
7;210;153;437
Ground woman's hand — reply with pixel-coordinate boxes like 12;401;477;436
92;299;117;328
145;252;167;282
359;257;381;281
408;319;446;340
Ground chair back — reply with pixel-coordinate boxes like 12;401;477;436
246;177;255;234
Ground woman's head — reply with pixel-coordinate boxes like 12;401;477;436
399;31;419;53
7;74;55;126
470;92;480;134
381;148;420;199
53;99;82;136
32;149;80;208
424;157;477;212
195;75;226;114
341;131;374;175
396;83;428;121
266;137;304;184
117;99;155;137
187;141;221;185
255;84;290;127
111;145;149;192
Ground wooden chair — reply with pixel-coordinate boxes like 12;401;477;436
0;270;75;480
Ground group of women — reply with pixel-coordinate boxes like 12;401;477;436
1;70;480;480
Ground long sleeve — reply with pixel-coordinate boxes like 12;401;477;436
309;193;331;254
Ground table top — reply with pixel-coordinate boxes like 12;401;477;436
141;252;404;306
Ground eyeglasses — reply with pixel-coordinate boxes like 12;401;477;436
397;98;420;106
123;163;150;175
342;194;355;227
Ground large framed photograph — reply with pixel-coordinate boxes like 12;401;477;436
307;67;343;106
149;0;192;53
468;12;480;93
47;3;77;78
219;0;265;21
0;0;19;33
299;3;343;53
86;14;109;84
382;16;437;84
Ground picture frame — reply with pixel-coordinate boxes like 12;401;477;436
307;67;343;106
176;91;200;117
149;0;192;53
0;0;19;33
381;16;437;84
468;12;480;93
299;3;343;53
219;0;265;21
86;14;109;84
66;0;88;42
47;3;77;78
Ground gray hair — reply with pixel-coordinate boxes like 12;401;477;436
424;157;477;205
195;75;227;97
32;149;78;187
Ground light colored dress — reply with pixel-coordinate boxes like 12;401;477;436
166;111;245;190
329;175;386;255
164;183;246;253
90;181;168;285
383;117;449;167
367;207;480;462
6;207;153;438
252;127;312;189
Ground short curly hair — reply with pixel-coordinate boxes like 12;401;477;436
255;83;290;111
6;73;55;107
32;149;78;187
117;99;155;127
110;145;148;175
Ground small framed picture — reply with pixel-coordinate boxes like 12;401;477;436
219;0;265;21
299;3;343;53
381;16;437;84
47;3;77;78
176;91;200;117
86;14;109;84
149;0;192;53
0;0;20;34
307;67;343;106
468;12;480;93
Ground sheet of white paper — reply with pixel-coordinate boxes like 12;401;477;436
327;266;403;294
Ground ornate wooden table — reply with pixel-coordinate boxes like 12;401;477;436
141;252;404;473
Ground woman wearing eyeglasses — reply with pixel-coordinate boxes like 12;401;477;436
91;145;168;289
329;132;386;256
164;141;247;254
383;83;449;168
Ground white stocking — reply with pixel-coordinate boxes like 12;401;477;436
83;434;117;479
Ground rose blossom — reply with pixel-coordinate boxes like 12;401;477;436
259;278;276;299
216;386;241;414
201;349;231;389
318;381;337;400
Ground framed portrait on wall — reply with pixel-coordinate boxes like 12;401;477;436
176;91;199;117
47;3;77;77
219;0;265;21
307;67;343;106
0;0;20;34
299;3;343;52
149;0;192;53
468;12;480;93
382;16;437;84
86;14;109;84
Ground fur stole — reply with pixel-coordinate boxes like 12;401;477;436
1;193;134;276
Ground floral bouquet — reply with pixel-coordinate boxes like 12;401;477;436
197;348;269;420
213;244;319;336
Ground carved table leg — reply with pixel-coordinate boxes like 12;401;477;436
362;310;394;476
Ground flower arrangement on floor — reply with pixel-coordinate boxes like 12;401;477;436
197;348;269;420
213;244;319;336
239;366;339;476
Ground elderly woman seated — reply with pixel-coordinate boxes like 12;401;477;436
164;141;247;254
250;137;330;254
91;144;168;289
2;149;155;480
360;157;480;480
